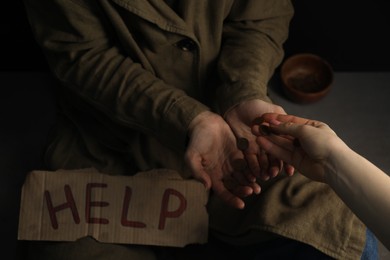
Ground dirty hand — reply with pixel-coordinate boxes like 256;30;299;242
225;99;295;181
185;111;260;209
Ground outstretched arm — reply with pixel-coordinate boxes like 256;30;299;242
255;113;390;250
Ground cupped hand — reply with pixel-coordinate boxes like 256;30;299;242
254;113;339;182
224;99;295;180
185;111;260;209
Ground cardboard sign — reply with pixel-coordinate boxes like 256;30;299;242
18;168;209;247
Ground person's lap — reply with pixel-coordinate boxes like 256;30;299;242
33;119;376;259
25;230;378;260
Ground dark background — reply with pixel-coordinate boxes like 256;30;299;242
1;1;389;259
284;0;390;71
1;0;390;71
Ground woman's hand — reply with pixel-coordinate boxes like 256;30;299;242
253;113;341;182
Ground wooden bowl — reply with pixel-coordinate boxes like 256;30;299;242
280;53;333;104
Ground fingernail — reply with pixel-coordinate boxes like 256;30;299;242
270;119;281;126
260;170;270;181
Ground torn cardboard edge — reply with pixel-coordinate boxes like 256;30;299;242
18;168;209;247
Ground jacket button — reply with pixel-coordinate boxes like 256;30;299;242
175;39;197;51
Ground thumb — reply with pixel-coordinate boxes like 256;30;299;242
193;168;212;190
185;153;212;190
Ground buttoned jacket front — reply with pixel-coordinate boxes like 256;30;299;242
24;0;293;166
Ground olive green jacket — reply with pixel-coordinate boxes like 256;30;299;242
23;1;366;259
24;0;291;167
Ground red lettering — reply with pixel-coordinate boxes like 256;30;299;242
85;183;109;224
158;188;187;230
44;185;80;229
121;186;146;228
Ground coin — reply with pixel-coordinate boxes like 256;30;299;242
259;125;272;136
237;137;249;150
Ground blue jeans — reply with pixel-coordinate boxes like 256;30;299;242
361;229;379;260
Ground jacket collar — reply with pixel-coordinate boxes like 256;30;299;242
111;0;194;37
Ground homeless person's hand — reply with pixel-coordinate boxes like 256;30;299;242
185;111;260;209
253;113;339;183
225;99;295;181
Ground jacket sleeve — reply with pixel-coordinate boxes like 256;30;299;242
217;0;294;114
22;0;209;152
